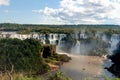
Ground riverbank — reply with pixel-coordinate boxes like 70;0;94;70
58;52;105;80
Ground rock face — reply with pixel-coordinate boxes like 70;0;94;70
108;41;120;77
107;64;120;77
42;44;56;58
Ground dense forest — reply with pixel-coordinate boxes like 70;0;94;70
0;23;120;34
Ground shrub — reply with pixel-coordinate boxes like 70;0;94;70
53;54;71;62
48;72;71;80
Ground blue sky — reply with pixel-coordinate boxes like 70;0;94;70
0;0;120;24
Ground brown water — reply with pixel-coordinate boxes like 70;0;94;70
59;52;105;80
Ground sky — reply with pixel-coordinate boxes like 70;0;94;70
0;0;120;24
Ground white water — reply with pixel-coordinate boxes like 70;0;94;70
108;34;120;55
71;40;81;54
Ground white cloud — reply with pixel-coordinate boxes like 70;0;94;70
33;0;120;24
0;0;10;6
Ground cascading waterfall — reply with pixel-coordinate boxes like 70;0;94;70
108;34;120;55
80;30;88;39
70;40;81;54
1;31;120;56
56;34;66;52
102;34;108;42
49;34;55;44
56;32;120;56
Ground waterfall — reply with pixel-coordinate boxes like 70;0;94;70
103;34;120;78
48;34;53;44
108;34;120;55
71;40;81;54
95;32;102;39
75;40;81;54
80;30;88;39
1;31;120;56
102;34;108;42
56;34;66;52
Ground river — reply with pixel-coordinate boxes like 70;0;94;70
58;52;114;80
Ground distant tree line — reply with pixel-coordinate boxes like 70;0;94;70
0;23;120;34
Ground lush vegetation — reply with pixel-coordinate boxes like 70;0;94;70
0;23;120;34
0;38;49;74
0;38;71;80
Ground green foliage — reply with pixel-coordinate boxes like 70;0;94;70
48;72;72;80
0;38;71;76
17;29;31;34
53;54;71;62
1;23;120;34
0;38;49;74
13;73;44;80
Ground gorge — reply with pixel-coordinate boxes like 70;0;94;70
0;29;120;79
